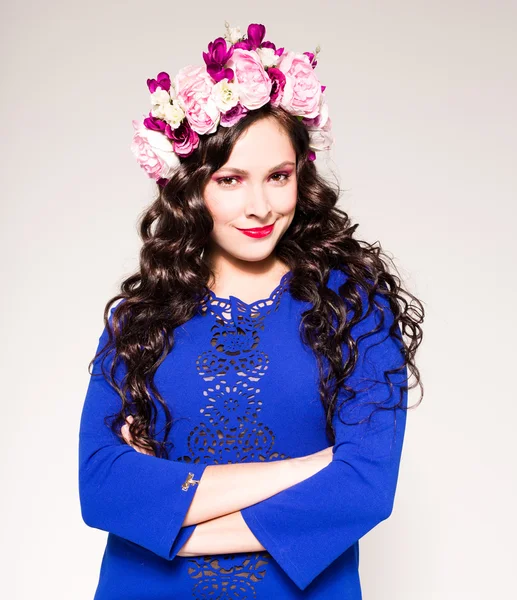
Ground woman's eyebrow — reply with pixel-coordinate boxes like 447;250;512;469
216;160;295;175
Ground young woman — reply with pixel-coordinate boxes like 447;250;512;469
79;22;424;599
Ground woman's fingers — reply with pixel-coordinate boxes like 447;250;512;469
120;418;133;446
121;415;155;456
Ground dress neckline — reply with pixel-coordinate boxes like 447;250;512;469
201;269;293;320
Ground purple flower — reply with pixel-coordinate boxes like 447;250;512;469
302;115;319;128
203;37;234;83
164;120;200;157
232;23;280;54
267;67;286;105
147;72;171;93
303;52;318;69
246;23;266;49
232;40;251;50
262;41;285;57
143;113;167;132
220;103;249;127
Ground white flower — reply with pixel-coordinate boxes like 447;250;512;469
162;100;185;128
150;88;174;121
151;103;167;120
315;95;329;128
308;117;334;152
150;88;171;107
256;47;280;69
211;78;240;112
224;25;242;44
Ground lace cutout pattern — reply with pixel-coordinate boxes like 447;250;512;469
179;272;293;598
198;270;292;323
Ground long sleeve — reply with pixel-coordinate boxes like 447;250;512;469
78;304;208;560
240;289;408;591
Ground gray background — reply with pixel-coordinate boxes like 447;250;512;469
1;1;515;598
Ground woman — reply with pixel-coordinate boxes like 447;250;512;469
79;21;424;599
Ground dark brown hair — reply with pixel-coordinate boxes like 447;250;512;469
90;103;425;457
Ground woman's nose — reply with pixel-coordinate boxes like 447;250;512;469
244;186;271;217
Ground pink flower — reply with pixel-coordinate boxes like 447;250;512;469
276;50;322;118
174;65;220;135
130;120;179;181
225;49;272;110
302;94;330;129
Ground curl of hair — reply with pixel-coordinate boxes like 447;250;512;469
89;103;425;458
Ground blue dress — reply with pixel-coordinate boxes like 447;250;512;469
79;268;408;599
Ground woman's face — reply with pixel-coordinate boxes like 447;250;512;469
203;117;297;266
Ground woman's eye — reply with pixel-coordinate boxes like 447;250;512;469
217;177;238;187
271;172;290;183
216;173;291;187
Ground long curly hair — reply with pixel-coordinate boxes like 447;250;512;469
89;102;425;458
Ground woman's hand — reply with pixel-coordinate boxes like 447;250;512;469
121;415;333;466
120;415;155;456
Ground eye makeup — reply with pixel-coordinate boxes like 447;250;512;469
213;171;293;187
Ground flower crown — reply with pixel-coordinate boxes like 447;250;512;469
131;21;333;187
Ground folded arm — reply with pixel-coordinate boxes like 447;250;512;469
79;305;331;561
237;290;409;591
177;510;265;557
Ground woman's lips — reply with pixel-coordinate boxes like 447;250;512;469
237;222;275;238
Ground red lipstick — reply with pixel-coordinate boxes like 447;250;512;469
237;223;275;238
